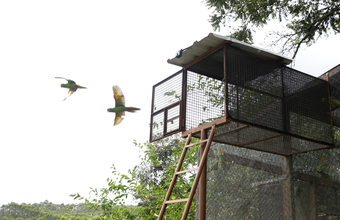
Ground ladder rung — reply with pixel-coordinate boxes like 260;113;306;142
165;198;188;204
185;139;208;148
175;167;199;175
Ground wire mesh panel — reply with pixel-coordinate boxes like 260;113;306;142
319;64;340;145
196;143;340;220
225;45;333;147
185;70;225;130
183;44;333;154
150;71;183;142
319;64;340;110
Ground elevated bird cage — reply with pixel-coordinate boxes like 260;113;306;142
150;33;334;156
150;33;340;219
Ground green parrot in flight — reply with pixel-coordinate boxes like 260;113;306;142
107;85;140;126
55;77;87;101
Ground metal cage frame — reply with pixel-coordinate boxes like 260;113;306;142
150;42;334;156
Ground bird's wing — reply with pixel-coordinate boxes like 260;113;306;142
114;117;124;126
55;77;75;84
112;85;125;106
55;77;67;80
114;112;125;126
62;90;74;101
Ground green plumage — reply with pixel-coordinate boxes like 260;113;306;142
55;77;87;101
107;106;140;113
107;85;140;126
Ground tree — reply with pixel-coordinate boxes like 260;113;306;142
204;0;340;58
0;202;99;220
71;135;200;219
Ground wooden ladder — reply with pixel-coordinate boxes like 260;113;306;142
157;124;216;220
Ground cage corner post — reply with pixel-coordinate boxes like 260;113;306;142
223;42;228;118
180;68;187;132
199;129;207;220
308;180;317;220
282;156;294;220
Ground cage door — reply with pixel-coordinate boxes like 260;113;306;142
150;70;184;142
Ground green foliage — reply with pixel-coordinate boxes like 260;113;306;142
164;90;181;103
204;0;340;58
71;135;199;219
0;201;99;220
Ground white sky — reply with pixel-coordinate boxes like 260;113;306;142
0;1;339;206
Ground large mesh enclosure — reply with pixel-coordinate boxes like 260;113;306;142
195;143;340;220
185;45;333;155
150;44;334;154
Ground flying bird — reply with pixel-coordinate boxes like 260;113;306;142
55;77;87;101
107;85;140;126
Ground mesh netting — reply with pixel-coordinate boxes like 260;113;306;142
150;71;183;141
184;45;333;155
319;64;340;145
202;121;331;155
224;45;332;145
185;70;225;130
196;143;340;220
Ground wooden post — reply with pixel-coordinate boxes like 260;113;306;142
199;129;207;220
223;43;228;117
309;181;317;220
282;156;294;220
181;68;187;131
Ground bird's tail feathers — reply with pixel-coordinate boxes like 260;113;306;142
125;107;141;112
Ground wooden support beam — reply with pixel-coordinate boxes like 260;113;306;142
184;42;225;69
199;129;207;220
165;198;189;204
175;167;198;175
282;156;294;220
309;181;317;220
181;117;230;138
185;140;208;148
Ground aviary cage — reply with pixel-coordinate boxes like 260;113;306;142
150;33;340;219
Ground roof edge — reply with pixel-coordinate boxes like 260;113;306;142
167;33;293;67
